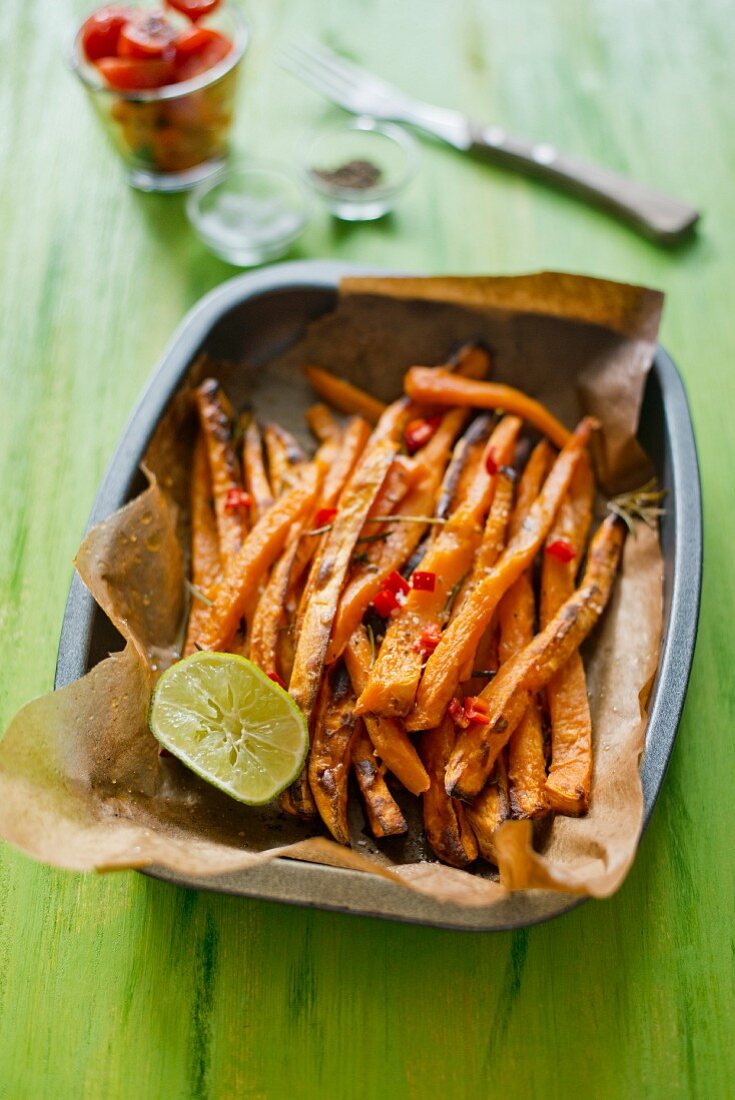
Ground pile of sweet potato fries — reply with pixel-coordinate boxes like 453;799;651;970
184;344;626;867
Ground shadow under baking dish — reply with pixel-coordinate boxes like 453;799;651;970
55;261;702;931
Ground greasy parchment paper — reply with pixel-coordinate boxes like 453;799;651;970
0;273;664;908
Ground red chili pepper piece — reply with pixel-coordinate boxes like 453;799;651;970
403;415;442;455
384;570;410;597
224;488;252;512
463;696;491;725
485;449;498;475
448;697;470;729
313;506;338;528
372;587;400;618
412;625;442;656
411;570;436;592
267;671;286;689
545;538;577;563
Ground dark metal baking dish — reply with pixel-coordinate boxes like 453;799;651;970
55;260;702;931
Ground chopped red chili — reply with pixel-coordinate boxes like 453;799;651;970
404;415;442;455
384;570;410;597
545;538;577;563
485;449;498;475
313;506;338;528
411;570;436;592
448;697;470;729
463;696;490;725
224;488;251;512
412;624;442;656
372;587;400;617
267;671;286;689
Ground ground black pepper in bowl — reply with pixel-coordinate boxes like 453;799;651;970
310;158;383;190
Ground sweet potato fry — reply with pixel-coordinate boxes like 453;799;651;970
196;464;321;652
325;408;467;664
264;422;307;496
540;455;595;814
343;626;429;795
242;421;273;522
448;341;493;380
308;663;359;845
404;367;572;449
356;415;522;719
288;438;398;724
195;379;247;560
305;364;387;424
306;403;341;442
420;716;478;868
465;754;510;864
248;526;302;674
352;726;408;837
365;455;420;521
184;435;221;656
410;418;597;729
445;514;626;802
434;415;495;524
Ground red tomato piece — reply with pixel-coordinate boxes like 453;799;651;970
96;56;176;89
80;6;134;61
118;12;178;59
174;25;218;60
166;0;221;20
174;30;232;80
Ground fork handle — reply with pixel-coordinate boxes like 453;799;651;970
468;124;699;243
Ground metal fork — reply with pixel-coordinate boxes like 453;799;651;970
280;39;699;244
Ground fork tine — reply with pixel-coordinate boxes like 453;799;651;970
295;38;393;95
279;44;355;106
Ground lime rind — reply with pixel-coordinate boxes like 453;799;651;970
149;652;308;806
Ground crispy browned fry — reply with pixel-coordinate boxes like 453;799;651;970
306;403;341;442
344;627;429;795
540;454;595;814
404;367;572;449
264;422;307;496
243;421;273;522
448;341;493;380
434;415;495;524
288;437;397;723
445;514;626;802
195;379;247;561
410;418;597;729
325;408;467;663
420;716;478;868
308;663;359;845
248;526;302;674
356;415;523;719
184;435;221;656
305;364;387;424
465;754;510;864
196;464;321;651
365;455;420;522
494;441;555;819
352;726;408;837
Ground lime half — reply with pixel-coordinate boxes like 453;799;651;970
149;652;308;806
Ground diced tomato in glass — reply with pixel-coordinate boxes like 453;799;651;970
80;6;134;61
313;506;338;528
166;0;221;20
404;415;442;455
411;570;436;592
95;56;176;89
118;12;178;59
384;570;410;597
174;25;220;61
267;671;286;689
372;588;399;618
174;30;231;80
545;538;577;563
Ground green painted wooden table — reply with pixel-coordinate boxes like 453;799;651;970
1;1;732;1096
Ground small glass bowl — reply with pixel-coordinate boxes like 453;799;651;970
303;117;419;221
186;166;309;266
69;3;249;193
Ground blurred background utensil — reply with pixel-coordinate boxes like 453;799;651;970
280;38;699;244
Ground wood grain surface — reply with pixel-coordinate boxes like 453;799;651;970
1;0;732;1097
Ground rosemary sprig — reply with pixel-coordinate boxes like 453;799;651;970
366;623;376;665
442;573;468;620
607;478;667;534
185;580;214;607
355;530;393;545
302;523;333;537
365;514;448;526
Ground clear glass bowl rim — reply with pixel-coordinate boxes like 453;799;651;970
302;117;419;203
68;1;249;102
186;165;311;251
